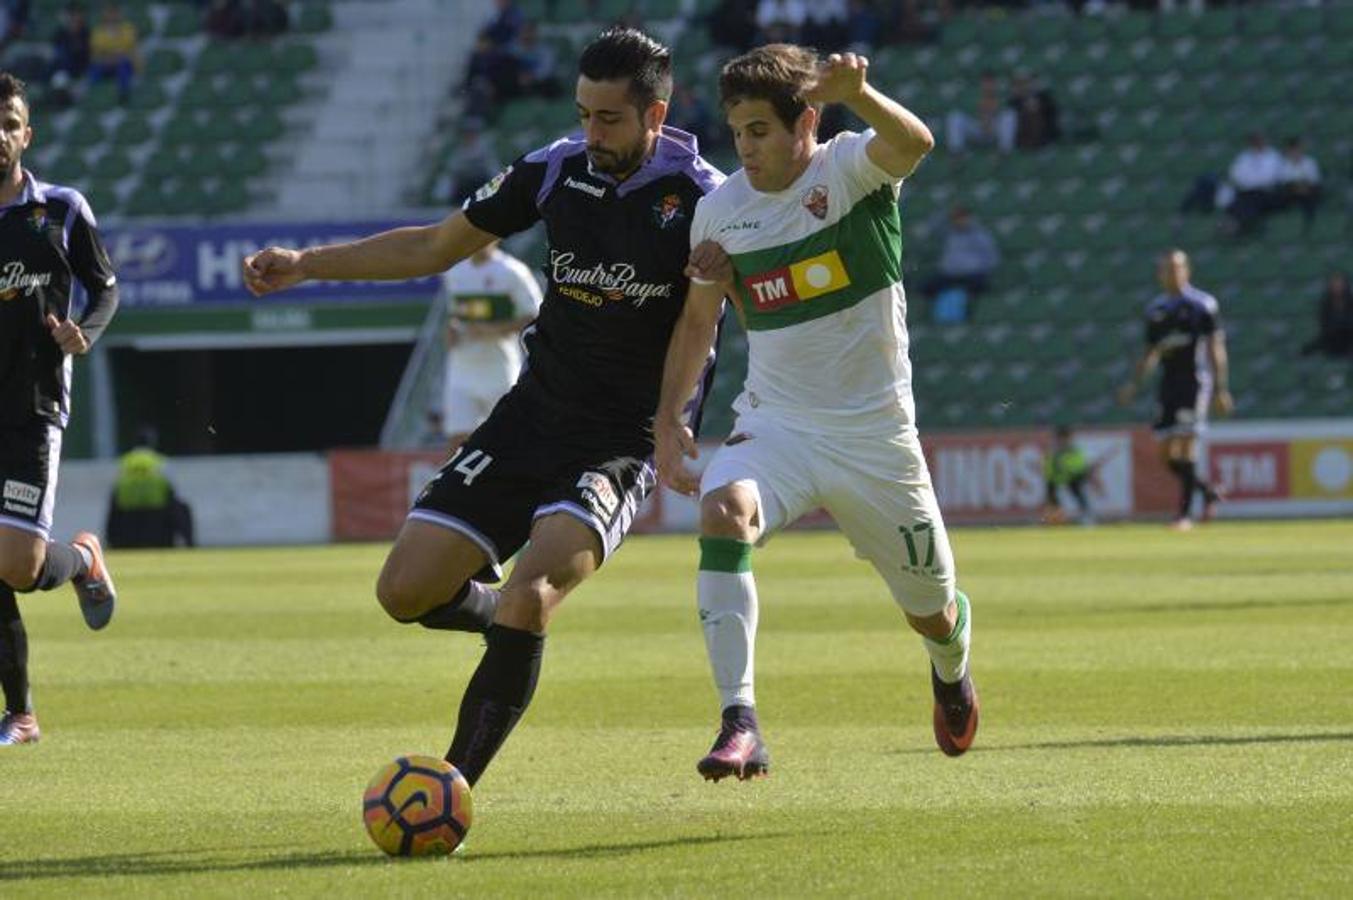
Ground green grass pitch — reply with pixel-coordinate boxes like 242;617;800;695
2;520;1351;896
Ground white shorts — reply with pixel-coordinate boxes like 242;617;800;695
443;373;512;435
700;413;956;617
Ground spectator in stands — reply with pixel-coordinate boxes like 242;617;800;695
51;4;90;80
434;120;502;207
1;0;31;50
482;0;524;47
88;2;139;103
707;0;758;51
1301;271;1353;359
1007;71;1059;151
514;20;559;99
463;32;521;117
923;205;1001;322
756;0;806;42
668;85;718;151
240;0;287;38
1224;132;1281;236
802;1;849;51
946;71;1015;155
886;0;935;45
205;0;244;39
1274;137;1321;234
845;0;885;51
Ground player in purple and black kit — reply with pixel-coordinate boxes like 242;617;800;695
1;72;120;746
243;29;725;789
1118;249;1234;529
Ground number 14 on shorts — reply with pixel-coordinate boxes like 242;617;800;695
441;447;494;486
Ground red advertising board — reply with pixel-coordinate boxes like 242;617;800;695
1207;441;1290;500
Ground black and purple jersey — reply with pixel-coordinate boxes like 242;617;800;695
461;127;724;445
1143;283;1221;401
0;170;119;427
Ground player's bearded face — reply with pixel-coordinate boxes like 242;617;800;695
576;76;658;178
0;98;32;173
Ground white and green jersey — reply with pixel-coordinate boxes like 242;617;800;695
691;130;914;436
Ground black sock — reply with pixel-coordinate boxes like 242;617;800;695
0;584;31;714
445;624;545;786
1168;459;1196;519
723;703;759;731
418;581;500;634
24;542;89;592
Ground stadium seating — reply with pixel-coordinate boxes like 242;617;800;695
6;0;329;218
427;5;1347;436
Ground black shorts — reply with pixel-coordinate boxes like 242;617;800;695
0;420;62;538
408;389;656;581
1153;383;1210;437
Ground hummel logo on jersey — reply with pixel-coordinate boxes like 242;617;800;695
564;176;606;198
0;261;54;301
719;220;761;233
743;250;851;311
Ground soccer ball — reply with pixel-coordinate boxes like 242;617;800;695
362;754;473;857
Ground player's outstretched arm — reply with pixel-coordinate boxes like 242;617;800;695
807;52;935;178
1117;348;1160;405
241;211;498;297
655;272;727;497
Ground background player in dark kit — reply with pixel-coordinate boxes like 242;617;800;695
243;29;726;787
1117;249;1233;529
0;72;120;746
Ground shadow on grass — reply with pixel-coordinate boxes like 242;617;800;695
0;833;788;881
892;731;1353;755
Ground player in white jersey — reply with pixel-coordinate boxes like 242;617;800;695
655;45;978;781
440;241;542;447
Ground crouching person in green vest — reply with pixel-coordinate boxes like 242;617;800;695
105;446;195;548
1043;425;1095;526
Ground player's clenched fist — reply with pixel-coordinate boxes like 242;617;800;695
805;52;870;105
242;246;307;296
45;314;89;355
655;415;701;497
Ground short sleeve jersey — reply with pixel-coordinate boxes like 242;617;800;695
1143;284;1220;397
690;129;912;436
461;127;724;439
0;171;118;426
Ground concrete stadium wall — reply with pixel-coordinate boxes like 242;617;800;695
51;454;330;546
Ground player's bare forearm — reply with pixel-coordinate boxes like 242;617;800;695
656;282;723;427
848;85;934;178
301;213;497;282
1209;334;1230;393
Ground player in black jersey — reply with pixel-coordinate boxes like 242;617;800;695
1117;249;1234;529
0;72;121;746
244;30;727;788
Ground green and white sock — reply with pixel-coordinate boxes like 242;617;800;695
697;537;758;710
924;590;971;683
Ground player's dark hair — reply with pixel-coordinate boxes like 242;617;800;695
719;44;820;131
578;27;672;111
0;71;28;112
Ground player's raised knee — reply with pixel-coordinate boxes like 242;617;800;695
700;486;758;541
374;566;447;623
495;580;556;633
0;544;44;591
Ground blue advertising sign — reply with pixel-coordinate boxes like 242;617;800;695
103;221;443;308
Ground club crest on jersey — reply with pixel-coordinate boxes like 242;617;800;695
27;206;49;233
801;184;829;220
652;193;685;229
742;250;850;311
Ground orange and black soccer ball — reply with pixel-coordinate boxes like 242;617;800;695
362;754;472;857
